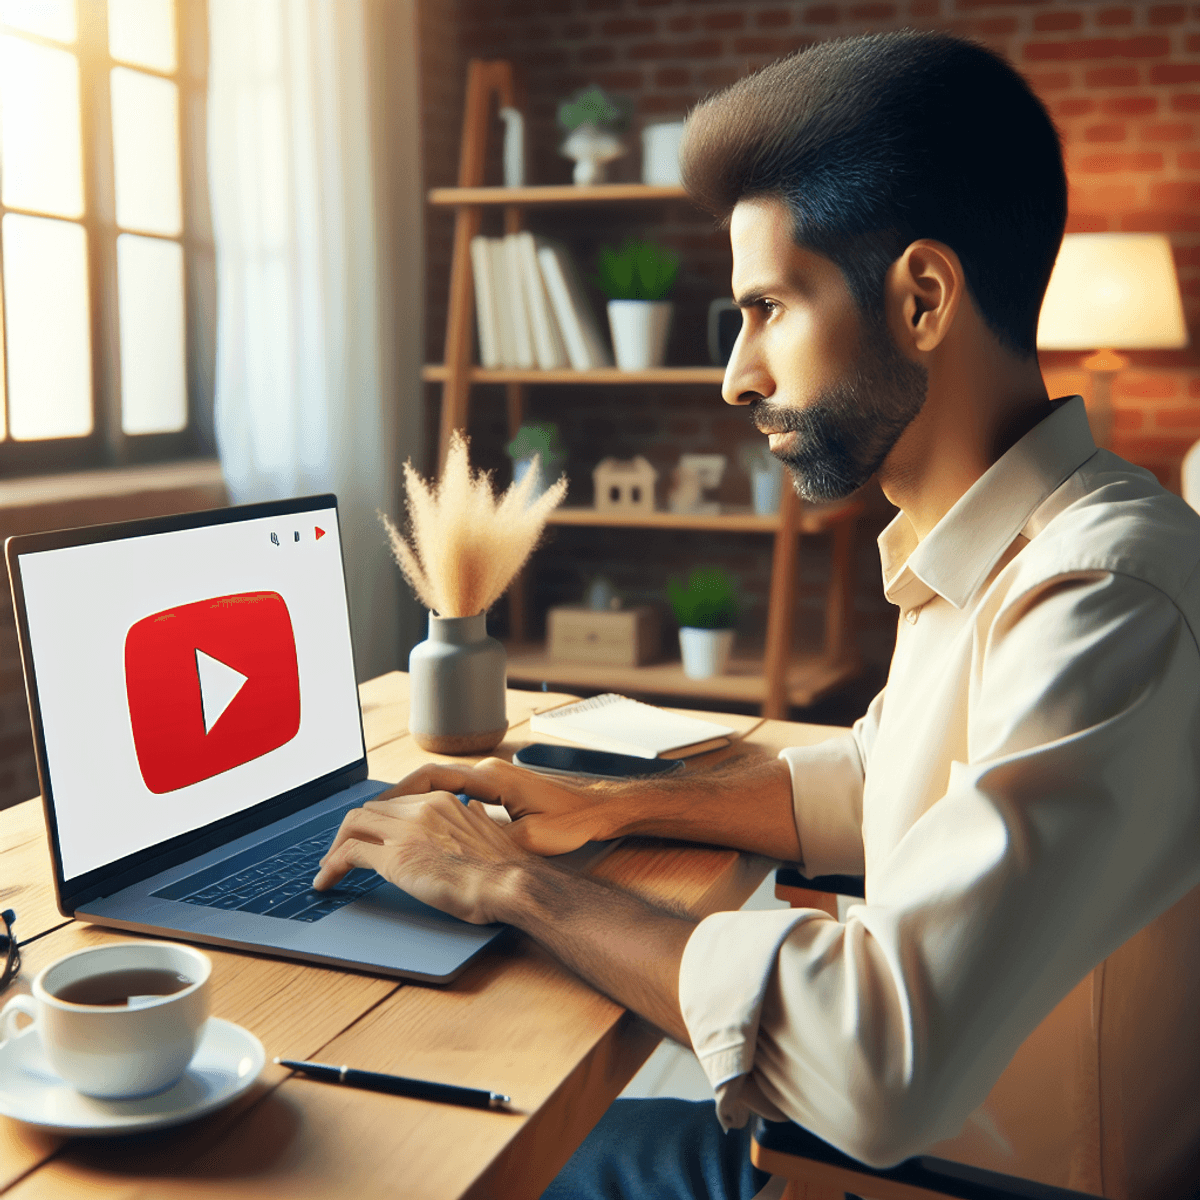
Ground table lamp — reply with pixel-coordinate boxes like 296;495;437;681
1037;233;1188;448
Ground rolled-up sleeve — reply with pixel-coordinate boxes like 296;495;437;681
778;688;880;879
679;569;1200;1166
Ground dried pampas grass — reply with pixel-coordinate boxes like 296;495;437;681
382;431;567;618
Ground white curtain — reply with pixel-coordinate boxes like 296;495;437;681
207;0;423;681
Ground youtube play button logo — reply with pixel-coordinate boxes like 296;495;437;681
125;592;301;794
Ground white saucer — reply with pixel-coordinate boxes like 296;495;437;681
0;1017;265;1136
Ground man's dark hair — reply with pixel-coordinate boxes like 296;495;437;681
680;31;1067;357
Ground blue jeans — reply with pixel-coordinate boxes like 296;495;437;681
541;1098;773;1200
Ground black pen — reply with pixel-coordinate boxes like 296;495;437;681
275;1057;511;1109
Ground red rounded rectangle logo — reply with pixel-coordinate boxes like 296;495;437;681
125;591;301;794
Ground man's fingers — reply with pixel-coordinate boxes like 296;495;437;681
384;763;505;804
321;806;399;862
364;788;456;817
312;837;387;891
504;814;589;857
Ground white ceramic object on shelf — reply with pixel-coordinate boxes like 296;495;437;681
512;454;566;501
641;120;685;185
678;626;735;680
499;106;525;187
408;613;507;754
607;300;672;370
750;457;784;515
560;123;625;186
669;453;726;515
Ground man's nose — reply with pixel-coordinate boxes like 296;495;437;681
721;327;772;407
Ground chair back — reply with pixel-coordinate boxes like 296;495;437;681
924;881;1200;1199
1182;436;1200;513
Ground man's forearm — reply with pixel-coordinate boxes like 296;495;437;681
596;757;801;862
496;858;696;1044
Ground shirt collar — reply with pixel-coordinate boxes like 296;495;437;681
879;396;1097;613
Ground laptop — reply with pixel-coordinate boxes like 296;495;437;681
6;494;507;983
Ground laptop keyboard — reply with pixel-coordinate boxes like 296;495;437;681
155;816;385;923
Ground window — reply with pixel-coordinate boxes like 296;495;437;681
0;0;213;475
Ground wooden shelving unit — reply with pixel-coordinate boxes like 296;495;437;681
428;183;690;206
426;59;862;718
504;646;859;710
421;365;726;385
546;500;859;535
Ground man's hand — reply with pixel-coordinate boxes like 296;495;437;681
378;754;803;863
371;759;619;856
313;787;696;1042
312;791;533;924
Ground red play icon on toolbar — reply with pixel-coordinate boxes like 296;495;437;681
124;592;301;794
314;526;325;540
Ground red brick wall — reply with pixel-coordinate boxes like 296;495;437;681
414;0;1200;703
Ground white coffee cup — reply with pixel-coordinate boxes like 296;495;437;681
0;941;211;1098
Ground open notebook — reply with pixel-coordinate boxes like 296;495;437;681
529;694;736;759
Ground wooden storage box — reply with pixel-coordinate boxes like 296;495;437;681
547;605;660;667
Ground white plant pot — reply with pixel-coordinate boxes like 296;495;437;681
561;123;625;186
678;626;735;680
512;454;566;501
608;300;672;371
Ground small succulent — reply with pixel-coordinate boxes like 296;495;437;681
668;567;738;630
594;238;680;301
557;85;632;133
506;421;563;465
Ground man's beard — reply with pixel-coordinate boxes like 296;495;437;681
748;316;928;503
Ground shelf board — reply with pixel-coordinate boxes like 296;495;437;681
504;645;861;710
422;364;725;385
428;184;690;206
547;500;862;534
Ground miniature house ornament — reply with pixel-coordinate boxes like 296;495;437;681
593;456;657;514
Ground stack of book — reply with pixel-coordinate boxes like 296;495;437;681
470;233;614;371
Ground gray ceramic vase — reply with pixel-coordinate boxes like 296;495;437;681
408;612;507;755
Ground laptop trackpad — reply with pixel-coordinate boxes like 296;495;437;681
338;881;501;936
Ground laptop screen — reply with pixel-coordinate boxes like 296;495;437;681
14;500;365;882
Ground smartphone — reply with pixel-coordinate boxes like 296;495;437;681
512;743;685;780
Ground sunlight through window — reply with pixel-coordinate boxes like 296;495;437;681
118;234;186;434
108;0;175;72
0;35;84;218
0;0;76;43
0;0;201;463
2;214;92;440
111;67;182;235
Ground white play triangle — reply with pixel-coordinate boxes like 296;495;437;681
195;648;248;735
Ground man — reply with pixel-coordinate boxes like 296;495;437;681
315;30;1200;1200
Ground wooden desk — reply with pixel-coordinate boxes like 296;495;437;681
0;674;844;1200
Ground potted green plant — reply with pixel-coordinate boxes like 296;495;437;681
594;238;680;371
506;421;566;498
557;86;631;185
667;566;738;679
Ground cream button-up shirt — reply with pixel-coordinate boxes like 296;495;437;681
679;396;1200;1170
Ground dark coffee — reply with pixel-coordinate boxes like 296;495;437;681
52;968;193;1007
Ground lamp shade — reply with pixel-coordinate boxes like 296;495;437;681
1037;233;1188;350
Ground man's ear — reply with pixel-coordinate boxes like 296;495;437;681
886;240;965;356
